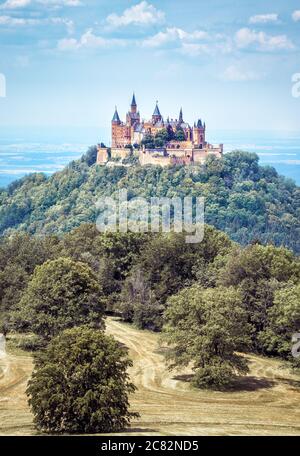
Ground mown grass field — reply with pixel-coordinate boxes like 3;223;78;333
1;318;300;436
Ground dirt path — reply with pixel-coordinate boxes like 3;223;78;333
0;352;34;436
106;318;300;436
0;319;300;435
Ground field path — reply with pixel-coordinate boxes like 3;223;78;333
0;352;34;435
0;319;300;435
106;318;300;436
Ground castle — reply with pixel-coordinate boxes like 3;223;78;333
97;94;223;167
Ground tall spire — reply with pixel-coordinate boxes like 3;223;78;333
179;107;183;123
112;106;121;123
130;92;137;114
131;92;137;107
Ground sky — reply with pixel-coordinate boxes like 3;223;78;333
0;0;300;132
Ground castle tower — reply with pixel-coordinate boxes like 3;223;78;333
131;93;137;114
152;101;162;124
193;119;206;148
111;106;123;148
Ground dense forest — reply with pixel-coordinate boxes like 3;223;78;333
0;226;299;390
0;149;299;253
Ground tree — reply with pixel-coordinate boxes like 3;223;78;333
120;228;232;329
220;244;300;351
16;257;105;341
259;283;300;362
81;145;98;166
174;127;185;141
162;286;250;389
141;134;155;149
26;326;138;433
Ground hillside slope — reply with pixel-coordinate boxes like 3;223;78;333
0;151;299;253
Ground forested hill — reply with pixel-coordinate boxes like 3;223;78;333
0;150;299;253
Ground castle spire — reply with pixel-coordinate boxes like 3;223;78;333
131;92;137;107
112;106;121;124
130;92;137;114
153;101;161;117
179;107;183;123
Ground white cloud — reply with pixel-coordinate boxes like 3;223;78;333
0;0;31;8
51;17;74;34
180;42;210;56
106;1;164;28
142;27;208;48
0;14;39;24
223;65;260;81
0;14;74;32
235;28;294;51
249;13;278;24
292;10;300;22
58;29;126;50
0;0;81;8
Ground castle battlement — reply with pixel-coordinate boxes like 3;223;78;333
97;94;223;167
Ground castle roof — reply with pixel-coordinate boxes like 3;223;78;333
153;102;161;117
112;107;121;123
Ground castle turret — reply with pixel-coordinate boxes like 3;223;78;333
152;101;162;124
193;118;206;148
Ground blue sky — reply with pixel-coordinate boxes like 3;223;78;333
0;0;300;132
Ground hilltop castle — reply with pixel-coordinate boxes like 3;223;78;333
97;94;223;167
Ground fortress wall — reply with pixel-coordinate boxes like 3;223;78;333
139;151;171;167
111;148;131;160
96;147;109;165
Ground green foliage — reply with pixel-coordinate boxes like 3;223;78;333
220;244;300;351
120;227;233;330
15;257;105;341
162;286;250;389
141;134;155;149
81;145;98;166
259;283;300;363
174;127;186;141
26;326;138;433
0;233;60;317
0;150;298;254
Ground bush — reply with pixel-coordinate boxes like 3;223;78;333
27;326;138;433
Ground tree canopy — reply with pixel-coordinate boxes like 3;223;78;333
27;326;138;433
162;286;250;388
0;150;299;254
15;257;105;341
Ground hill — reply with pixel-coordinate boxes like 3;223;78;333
0;150;299;253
